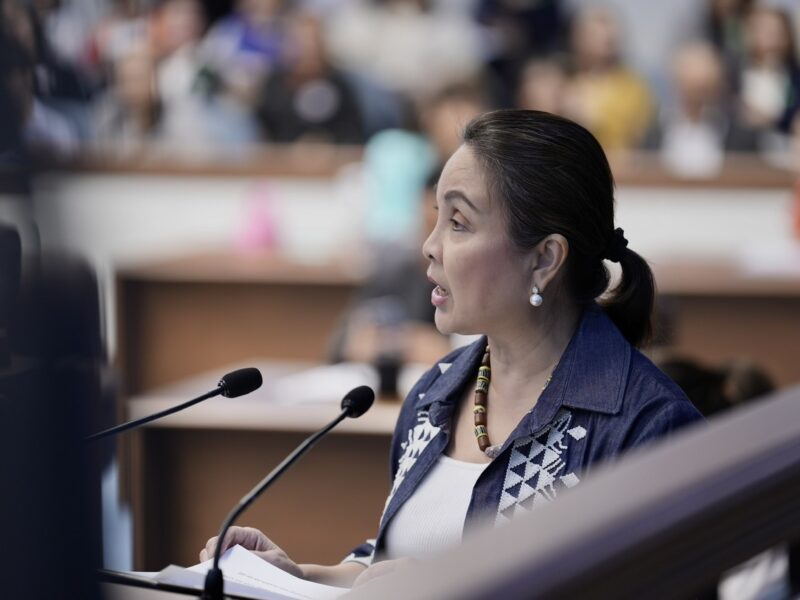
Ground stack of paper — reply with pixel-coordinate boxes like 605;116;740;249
128;545;348;600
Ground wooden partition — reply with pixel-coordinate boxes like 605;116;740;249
116;251;363;395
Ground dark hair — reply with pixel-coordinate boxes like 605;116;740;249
462;109;655;347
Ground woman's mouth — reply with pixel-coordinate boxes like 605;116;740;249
431;285;449;307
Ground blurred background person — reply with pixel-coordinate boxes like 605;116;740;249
475;0;567;107
734;5;800;149
644;41;758;177
87;0;151;82
331;170;451;387
200;0;287;109
152;0;258;150
562;6;654;153
705;0;753;68
515;56;570;115
91;42;162;153
325;0;484;106
0;4;28;164
26;0;97;141
1;0;80;159
361;83;488;255
254;10;365;144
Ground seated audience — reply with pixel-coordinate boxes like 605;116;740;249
705;0;753;67
515;57;570;116
736;6;800;140
92;43;162;153
200;0;287;108
325;0;483;104
1;0;79;159
255;10;365;144
562;7;654;153
475;0;567;106
645;41;758;177
153;0;258;150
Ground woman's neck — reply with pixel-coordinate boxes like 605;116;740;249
485;301;582;411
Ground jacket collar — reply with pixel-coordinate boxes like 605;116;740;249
548;303;630;416
416;303;630;430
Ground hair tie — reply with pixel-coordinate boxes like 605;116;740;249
604;228;628;263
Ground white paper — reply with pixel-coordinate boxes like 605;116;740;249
269;363;379;405
165;545;348;600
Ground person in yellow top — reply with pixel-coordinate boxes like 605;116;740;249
563;7;654;153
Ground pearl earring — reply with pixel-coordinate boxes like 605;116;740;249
529;285;543;307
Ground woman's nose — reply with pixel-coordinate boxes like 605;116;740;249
422;226;440;262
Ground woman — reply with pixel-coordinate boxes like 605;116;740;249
200;110;703;587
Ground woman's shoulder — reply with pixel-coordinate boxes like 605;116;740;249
618;349;704;447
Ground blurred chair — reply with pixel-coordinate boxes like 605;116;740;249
1;221;107;599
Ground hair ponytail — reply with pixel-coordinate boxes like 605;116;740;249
601;247;655;348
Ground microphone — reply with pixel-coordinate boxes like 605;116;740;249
202;385;375;600
85;367;262;442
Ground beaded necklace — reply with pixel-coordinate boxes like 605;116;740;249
473;346;554;459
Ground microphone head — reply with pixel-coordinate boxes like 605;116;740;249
218;367;262;398
341;385;375;418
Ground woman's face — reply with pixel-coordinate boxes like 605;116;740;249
422;145;532;336
746;9;791;63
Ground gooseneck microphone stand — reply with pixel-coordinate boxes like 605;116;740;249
85;367;262;442
202;386;374;600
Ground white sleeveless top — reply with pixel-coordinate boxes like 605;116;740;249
383;455;488;560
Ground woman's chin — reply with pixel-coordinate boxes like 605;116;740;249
434;312;477;338
434;311;455;336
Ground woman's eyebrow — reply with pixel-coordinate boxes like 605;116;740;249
443;190;481;214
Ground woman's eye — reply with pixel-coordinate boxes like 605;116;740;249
450;219;466;232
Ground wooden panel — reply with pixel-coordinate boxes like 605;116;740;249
135;427;391;571
119;279;356;394
116;251;363;395
660;294;800;388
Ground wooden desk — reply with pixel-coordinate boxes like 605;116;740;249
128;364;398;571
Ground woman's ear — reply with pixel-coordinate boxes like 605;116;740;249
531;234;569;291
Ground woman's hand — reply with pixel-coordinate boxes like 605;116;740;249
199;526;304;579
351;557;416;588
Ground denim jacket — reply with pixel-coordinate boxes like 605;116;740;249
345;304;703;565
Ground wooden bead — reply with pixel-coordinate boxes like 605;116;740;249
473;345;494;455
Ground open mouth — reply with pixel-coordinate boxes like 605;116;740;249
431;285;449;306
